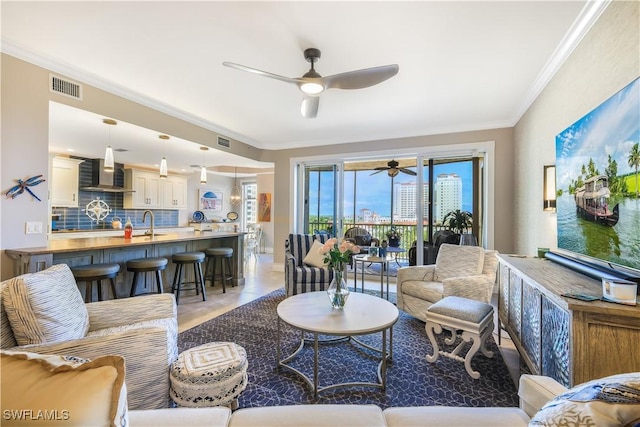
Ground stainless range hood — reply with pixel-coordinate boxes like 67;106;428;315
81;159;134;193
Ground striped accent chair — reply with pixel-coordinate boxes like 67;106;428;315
285;233;333;297
1;263;178;410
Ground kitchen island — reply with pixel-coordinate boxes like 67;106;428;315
6;230;246;300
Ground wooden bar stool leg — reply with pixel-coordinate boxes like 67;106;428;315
173;264;184;305
226;257;234;287
109;278;118;299
196;263;207;301
155;270;164;294
220;258;227;293
97;280;103;301
85;282;92;303
130;272;139;297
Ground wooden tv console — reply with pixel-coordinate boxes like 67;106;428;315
497;254;640;387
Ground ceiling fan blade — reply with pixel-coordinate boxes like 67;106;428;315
399;167;417;176
301;95;319;118
370;169;386;176
323;64;399;90
223;62;302;85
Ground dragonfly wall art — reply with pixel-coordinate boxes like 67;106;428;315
5;175;46;201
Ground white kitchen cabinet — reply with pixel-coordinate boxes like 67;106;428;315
51;157;84;207
161;175;188;209
124;169;161;209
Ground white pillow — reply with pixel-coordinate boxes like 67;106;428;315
2;264;89;346
1;350;128;427
529;372;640;427
303;240;329;268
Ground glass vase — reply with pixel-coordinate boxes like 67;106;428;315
327;267;350;309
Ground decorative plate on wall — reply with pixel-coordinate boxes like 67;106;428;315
192;210;205;222
226;211;238;221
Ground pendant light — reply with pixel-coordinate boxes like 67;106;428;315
102;119;117;172
200;146;209;184
159;134;169;179
230;167;241;206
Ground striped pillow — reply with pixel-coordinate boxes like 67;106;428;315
2;264;89;346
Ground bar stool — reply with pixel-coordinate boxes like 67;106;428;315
127;257;168;297
204;247;234;293
71;263;120;302
171;252;206;305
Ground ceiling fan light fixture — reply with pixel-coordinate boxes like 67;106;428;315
388;168;400;178
299;81;324;95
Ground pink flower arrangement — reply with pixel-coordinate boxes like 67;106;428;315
318;238;360;270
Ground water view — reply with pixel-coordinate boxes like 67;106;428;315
557;194;640;271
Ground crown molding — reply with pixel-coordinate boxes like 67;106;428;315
510;0;611;125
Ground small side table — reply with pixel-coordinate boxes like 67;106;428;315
352;254;390;300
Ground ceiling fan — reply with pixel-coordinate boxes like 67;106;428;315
370;160;417;177
223;48;399;118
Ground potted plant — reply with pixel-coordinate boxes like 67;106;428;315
385;226;402;247
442;209;474;244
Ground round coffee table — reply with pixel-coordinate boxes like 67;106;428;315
276;291;399;398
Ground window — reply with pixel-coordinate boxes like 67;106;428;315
242;182;257;229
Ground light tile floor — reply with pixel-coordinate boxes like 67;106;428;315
176;253;521;386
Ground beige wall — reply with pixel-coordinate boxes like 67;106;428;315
265;127;516;265
513;0;639;257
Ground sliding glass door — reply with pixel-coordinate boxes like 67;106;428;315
296;153;485;264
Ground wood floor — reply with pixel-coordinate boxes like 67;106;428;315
175;253;521;386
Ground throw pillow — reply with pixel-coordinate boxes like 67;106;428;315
1;350;128;427
435;244;485;280
529;372;640;427
303;240;329;268
2;264;89;346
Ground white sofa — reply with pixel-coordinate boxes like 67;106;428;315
129;374;566;427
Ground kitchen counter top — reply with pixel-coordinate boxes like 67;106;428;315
7;230;245;255
6;230;248;293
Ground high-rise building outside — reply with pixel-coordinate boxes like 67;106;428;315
393;182;429;221
435;174;462;222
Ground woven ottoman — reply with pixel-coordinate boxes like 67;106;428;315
425;296;494;379
170;342;248;409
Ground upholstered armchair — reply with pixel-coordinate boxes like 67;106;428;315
397;244;499;321
1;263;178;410
285;233;333;297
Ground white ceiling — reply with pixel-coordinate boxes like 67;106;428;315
2;1;600;172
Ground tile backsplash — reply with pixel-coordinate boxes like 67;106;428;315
51;159;178;231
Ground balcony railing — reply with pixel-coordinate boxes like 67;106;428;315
310;222;450;262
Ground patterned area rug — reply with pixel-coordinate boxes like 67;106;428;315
179;289;518;410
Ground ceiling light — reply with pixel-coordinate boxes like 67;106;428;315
102;119;117;172
159;135;169;179
299;81;324;95
230;167;241;206
200;146;209;184
388;168;399;178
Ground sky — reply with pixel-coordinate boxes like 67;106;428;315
555;77;639;190
309;161;473;218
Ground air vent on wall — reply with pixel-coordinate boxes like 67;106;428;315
49;74;83;100
217;136;230;149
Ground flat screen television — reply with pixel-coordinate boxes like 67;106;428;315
550;77;640;285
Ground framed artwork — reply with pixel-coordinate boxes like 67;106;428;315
199;189;223;212
258;192;271;222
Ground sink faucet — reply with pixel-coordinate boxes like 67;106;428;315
142;210;155;236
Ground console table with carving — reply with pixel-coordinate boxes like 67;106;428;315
497;254;640;388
